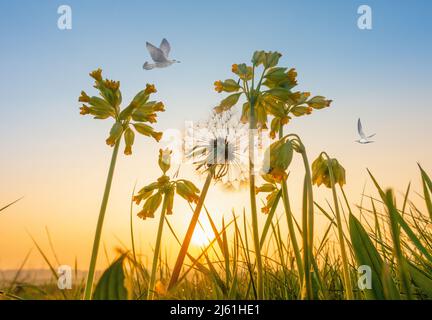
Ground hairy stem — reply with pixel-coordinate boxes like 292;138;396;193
322;152;353;299
148;194;169;300
279;128;304;285
83;137;121;300
248;94;264;299
300;146;314;299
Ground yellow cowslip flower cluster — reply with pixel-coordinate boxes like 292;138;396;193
212;51;332;137
133;149;200;219
79;68;165;155
312;153;346;188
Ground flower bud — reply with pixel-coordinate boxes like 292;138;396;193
153;102;165;112
255;183;277;194
89;68;102;82
252;50;266;66
263;140;293;182
80;105;91;115
124;127;135;155
158;148;172;173
133;189;153;205
312;154;346;188
261;190;279;214
151;131;163;142
138;192;162;219
307;96;332;110
287;68;297;84
144;83;157;95
105;122;123;146
291;106;313;117
104;79;120;91
142;182;160;193
176;181;199;203
264;51;282;69
214;80;224;93
79;91;91;103
182;180;200;195
166;187;175;215
133;123;155;137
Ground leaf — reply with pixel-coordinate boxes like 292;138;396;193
264;67;287;81
408;262;432;298
93;255;129;300
0;197;22;214
222;79;241;92
218;93;242;111
418;164;432;221
385;189;413;299
349;213;400;300
267;88;292;101
368;170;432;264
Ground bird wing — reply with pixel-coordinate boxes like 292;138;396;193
159;38;171;57
357;118;366;139
146;42;168;63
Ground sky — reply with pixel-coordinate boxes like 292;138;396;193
0;0;431;270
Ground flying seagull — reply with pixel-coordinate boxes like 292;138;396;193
143;38;180;70
356;118;376;144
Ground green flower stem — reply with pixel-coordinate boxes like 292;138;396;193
322;152;353;300
168;167;214;290
300;174;313;299
302;150;315;299
281;133;314;299
248;94;264;300
148;194;169;300
130;185;142;296
83;137;121;300
279;128;304;285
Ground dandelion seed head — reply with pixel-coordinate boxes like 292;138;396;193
185;110;250;189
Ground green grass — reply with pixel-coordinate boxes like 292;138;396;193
2;166;432;300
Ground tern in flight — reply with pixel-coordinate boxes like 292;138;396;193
143;38;180;70
356;118;376;144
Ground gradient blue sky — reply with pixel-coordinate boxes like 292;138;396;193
0;0;431;269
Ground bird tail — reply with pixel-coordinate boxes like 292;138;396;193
143;62;154;70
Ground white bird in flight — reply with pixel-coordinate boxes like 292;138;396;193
143;38;180;70
356;118;376;144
